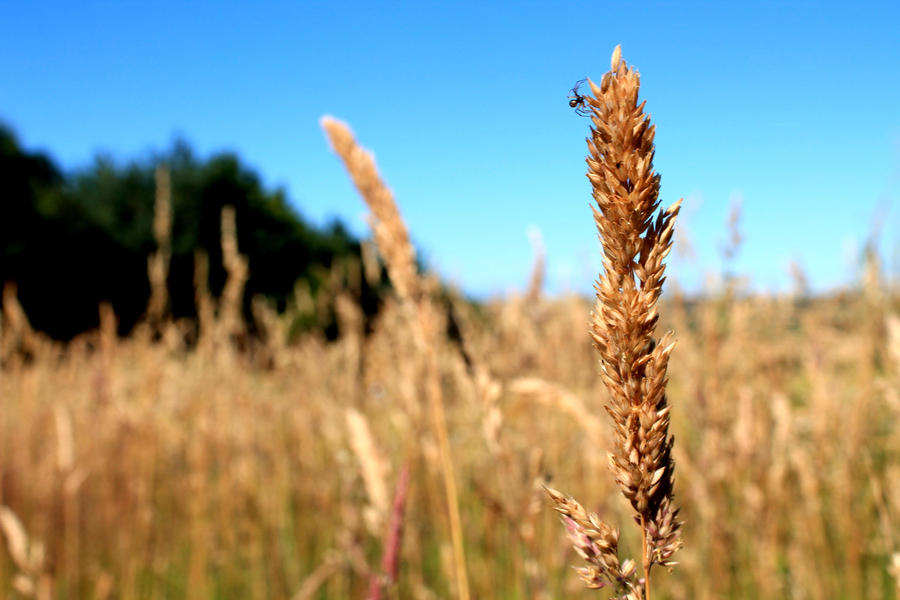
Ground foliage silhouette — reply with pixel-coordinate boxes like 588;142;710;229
0;125;384;340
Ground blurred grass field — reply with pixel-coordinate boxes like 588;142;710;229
2;226;900;598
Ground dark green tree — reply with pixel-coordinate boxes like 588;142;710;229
0;125;384;340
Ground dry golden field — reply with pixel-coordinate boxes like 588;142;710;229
3;48;900;600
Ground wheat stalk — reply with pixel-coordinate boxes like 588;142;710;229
219;205;248;341
146;165;172;326
321;116;470;600
546;45;682;600
320;118;418;304
367;463;411;600
345;407;391;533
193;250;215;347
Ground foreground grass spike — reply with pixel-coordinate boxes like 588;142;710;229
547;45;683;599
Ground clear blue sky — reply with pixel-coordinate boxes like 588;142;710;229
2;1;899;297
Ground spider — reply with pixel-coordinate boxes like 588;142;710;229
568;78;591;116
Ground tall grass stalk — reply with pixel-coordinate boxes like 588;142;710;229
547;45;683;600
321;116;470;600
146;165;172;327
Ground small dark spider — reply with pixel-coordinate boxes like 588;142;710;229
568;78;590;116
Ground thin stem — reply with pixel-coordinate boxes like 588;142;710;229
641;513;652;600
421;311;470;600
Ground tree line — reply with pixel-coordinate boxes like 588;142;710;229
0;124;383;340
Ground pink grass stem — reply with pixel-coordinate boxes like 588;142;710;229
367;462;410;600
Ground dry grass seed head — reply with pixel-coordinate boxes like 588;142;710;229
321;117;419;304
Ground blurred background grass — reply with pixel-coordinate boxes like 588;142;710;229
2;144;900;597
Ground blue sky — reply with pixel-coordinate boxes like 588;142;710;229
2;1;899;297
